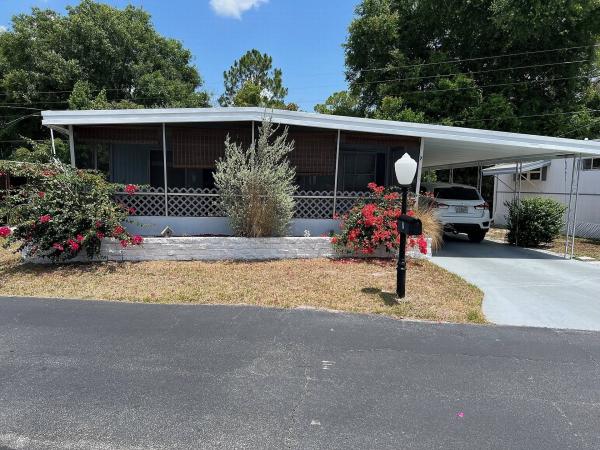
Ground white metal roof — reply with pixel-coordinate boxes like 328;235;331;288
482;160;551;176
42;107;600;168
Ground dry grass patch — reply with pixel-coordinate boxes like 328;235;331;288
488;227;600;259
546;237;600;260
0;240;484;323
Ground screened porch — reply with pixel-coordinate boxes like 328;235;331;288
70;121;421;219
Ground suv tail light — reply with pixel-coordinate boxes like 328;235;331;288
432;201;449;209
474;202;489;210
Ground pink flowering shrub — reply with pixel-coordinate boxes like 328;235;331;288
331;183;436;256
0;226;11;238
0;160;143;261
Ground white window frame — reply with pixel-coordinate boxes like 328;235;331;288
581;157;600;171
514;167;544;182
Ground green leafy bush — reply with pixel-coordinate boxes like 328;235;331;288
0;160;143;261
214;119;296;237
9;138;70;164
504;197;566;247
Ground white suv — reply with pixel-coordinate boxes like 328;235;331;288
420;182;491;242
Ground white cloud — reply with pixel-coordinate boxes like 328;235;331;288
0;26;7;33
210;0;268;19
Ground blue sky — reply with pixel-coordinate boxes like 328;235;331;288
0;0;360;110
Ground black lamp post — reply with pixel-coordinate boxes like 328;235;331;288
394;153;419;299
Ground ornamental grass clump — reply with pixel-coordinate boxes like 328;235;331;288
214;119;296;237
331;183;442;255
0;160;143;261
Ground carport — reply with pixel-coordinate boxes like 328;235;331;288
414;124;600;258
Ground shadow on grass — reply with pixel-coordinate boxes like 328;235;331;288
0;259;127;277
361;287;399;306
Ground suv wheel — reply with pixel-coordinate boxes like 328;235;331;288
467;230;487;243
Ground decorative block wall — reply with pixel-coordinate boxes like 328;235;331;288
24;237;432;263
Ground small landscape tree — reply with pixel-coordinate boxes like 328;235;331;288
214;119;296;237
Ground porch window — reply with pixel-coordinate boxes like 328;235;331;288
150;151;215;189
338;151;386;192
74;143;110;175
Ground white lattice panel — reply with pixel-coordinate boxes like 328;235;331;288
115;187;165;216
115;188;369;219
294;197;335;219
335;191;371;216
168;188;224;217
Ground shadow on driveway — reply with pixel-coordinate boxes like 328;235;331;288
434;234;564;260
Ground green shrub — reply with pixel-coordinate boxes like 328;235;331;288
504;197;566;247
0;160;143;261
214;119;296;237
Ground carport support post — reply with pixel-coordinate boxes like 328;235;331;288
414;138;425;208
514;161;523;247
570;155;582;258
565;155;577;258
492;175;498;222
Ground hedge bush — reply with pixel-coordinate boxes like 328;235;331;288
0;160;143;261
504;197;566;247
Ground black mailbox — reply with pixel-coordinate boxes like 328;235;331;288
398;214;423;235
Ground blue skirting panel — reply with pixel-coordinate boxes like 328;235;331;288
125;217;341;237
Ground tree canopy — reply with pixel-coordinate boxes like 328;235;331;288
219;49;296;110
0;0;209;158
314;91;362;117
340;0;600;138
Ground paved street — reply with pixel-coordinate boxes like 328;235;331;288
432;236;600;330
0;296;599;449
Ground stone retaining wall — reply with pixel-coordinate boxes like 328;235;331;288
25;237;432;263
104;237;337;261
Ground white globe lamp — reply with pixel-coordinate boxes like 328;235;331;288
394;153;418;186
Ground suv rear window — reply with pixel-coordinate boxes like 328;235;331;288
433;187;480;200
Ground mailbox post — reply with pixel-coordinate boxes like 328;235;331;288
394;154;420;299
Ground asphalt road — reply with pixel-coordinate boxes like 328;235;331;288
0;297;599;450
432;236;600;330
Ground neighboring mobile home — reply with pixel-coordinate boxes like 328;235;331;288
484;158;600;238
41;107;600;237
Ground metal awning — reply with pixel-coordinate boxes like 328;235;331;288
481;160;551;176
42;107;600;168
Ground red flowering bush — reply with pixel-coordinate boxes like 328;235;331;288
0;226;11;238
124;184;139;195
0;160;143;261
331;183;430;255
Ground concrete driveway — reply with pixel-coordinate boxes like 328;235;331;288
1;297;599;449
432;236;600;330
